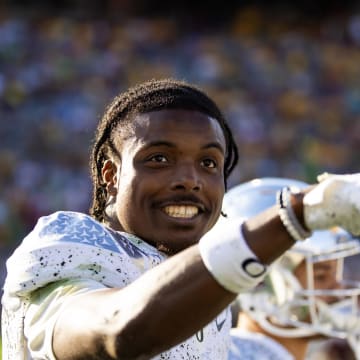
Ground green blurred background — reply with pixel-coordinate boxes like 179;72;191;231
1;0;360;347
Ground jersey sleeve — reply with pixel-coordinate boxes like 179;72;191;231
24;278;106;360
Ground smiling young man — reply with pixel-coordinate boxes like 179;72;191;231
100;109;226;254
2;79;360;360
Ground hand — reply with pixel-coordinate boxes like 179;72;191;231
303;173;360;235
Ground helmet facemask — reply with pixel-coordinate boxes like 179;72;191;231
223;177;360;354
240;230;360;340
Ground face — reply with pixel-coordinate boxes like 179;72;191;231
102;109;227;254
294;259;341;303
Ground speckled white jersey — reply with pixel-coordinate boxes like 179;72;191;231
228;329;294;360
1;211;231;360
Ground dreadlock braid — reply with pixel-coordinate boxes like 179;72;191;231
89;78;238;221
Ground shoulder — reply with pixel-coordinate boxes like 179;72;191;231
21;211;122;252
31;211;101;237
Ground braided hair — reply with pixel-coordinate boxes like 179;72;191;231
89;78;238;221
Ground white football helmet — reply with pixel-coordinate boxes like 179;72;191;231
223;178;360;352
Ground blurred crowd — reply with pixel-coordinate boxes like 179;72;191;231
1;5;360;286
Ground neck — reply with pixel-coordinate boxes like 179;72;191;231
236;313;310;360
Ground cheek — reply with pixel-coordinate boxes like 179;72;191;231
116;172;154;212
117;164;143;194
115;175;139;215
208;185;225;227
214;179;225;207
294;269;307;288
315;277;336;290
114;181;141;233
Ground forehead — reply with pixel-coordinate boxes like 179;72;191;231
127;109;226;149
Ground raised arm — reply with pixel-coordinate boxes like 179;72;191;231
52;173;360;359
52;205;296;359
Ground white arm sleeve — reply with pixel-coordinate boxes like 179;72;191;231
24;278;107;360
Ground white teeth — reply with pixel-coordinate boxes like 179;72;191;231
164;205;199;218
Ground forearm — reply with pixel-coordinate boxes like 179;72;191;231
103;245;235;358
53;245;235;360
243;190;306;264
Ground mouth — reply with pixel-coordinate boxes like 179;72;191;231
163;205;200;219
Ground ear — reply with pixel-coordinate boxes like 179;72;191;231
101;159;118;194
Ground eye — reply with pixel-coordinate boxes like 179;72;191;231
149;154;168;163
314;274;327;283
201;158;217;169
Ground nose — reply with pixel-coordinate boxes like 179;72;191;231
170;163;202;192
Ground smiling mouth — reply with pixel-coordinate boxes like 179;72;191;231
163;205;199;218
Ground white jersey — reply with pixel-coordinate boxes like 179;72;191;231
228;328;295;360
2;211;231;360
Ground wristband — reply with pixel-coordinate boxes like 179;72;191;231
277;187;312;242
199;218;267;294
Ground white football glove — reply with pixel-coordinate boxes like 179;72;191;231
303;173;360;236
